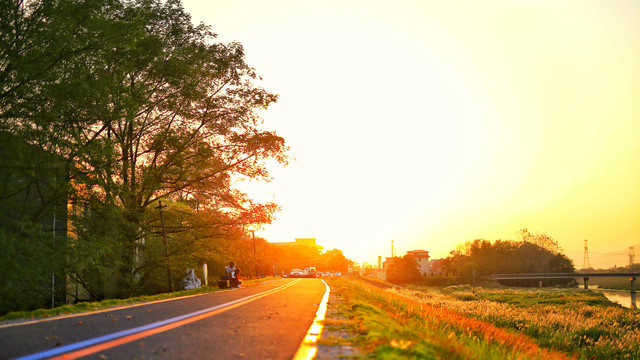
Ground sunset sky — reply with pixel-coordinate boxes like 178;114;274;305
181;0;640;269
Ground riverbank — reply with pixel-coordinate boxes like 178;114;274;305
324;277;640;359
599;289;637;309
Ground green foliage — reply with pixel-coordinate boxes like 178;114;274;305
68;201;131;300
387;255;421;285
0;132;69;314
317;249;352;273
1;0;288;308
444;230;576;287
0;225;61;314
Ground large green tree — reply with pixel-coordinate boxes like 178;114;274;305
71;0;286;298
0;0;128;312
1;0;287;303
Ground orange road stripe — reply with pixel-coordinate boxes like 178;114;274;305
49;280;298;360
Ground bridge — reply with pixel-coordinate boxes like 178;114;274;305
490;272;640;295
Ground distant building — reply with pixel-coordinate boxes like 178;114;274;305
271;237;323;250
406;250;430;276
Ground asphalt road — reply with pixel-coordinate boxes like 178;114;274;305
0;278;327;360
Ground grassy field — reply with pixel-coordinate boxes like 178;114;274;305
323;277;640;359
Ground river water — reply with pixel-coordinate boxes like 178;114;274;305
600;290;637;309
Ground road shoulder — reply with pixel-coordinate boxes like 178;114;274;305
316;279;361;359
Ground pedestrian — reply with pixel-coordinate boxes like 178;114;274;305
225;261;242;288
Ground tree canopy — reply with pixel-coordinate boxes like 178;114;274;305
441;229;575;286
386;255;420;285
1;0;288;311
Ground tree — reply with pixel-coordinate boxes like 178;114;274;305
517;228;562;254
547;253;575;273
463;233;574;276
445;230;577;286
67;0;287;297
0;133;69;313
2;0;288;302
318;249;352;273
1;0;150;304
387;255;420;285
1;0;116;118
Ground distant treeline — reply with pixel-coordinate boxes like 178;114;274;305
387;229;576;286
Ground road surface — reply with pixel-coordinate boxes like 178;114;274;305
0;278;327;360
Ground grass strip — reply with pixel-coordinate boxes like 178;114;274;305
0;277;273;322
327;278;571;359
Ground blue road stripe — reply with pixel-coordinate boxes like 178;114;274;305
14;281;297;360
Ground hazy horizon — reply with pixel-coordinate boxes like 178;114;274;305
181;0;640;269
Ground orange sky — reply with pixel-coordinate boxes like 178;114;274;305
182;0;640;269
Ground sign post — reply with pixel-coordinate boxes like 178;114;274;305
203;264;208;287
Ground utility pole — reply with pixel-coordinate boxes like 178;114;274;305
391;240;395;257
156;201;173;292
51;190;56;309
252;230;257;278
583;239;590;269
630;246;636;268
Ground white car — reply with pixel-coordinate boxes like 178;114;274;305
290;269;304;277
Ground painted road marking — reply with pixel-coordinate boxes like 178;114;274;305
14;280;299;360
0;292;216;329
292;279;331;360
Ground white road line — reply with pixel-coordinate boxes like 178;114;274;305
13;280;299;360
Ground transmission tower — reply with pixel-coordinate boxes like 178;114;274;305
583;239;590;269
629;246;635;267
391;240;395;257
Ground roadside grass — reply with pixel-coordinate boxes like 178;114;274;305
391;283;640;359
0;277;274;323
326;278;569;359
